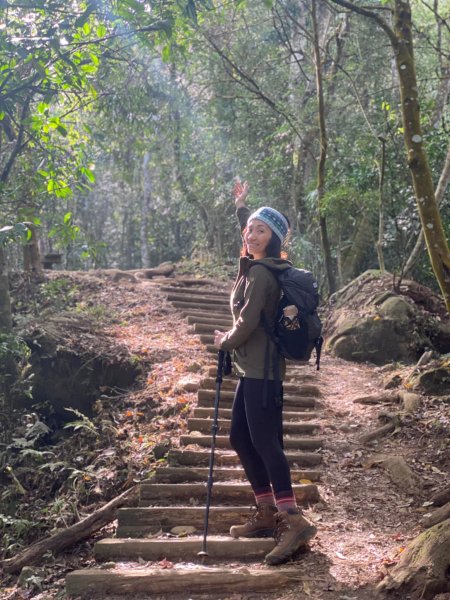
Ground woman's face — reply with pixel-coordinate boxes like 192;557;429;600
244;218;272;259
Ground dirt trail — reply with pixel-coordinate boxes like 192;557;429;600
81;274;447;599
15;271;447;600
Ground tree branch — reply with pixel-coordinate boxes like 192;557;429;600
327;0;398;46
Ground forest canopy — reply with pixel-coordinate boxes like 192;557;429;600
0;0;449;298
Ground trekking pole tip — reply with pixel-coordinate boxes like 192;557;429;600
197;550;209;558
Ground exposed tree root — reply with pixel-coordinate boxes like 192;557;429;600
377;518;450;600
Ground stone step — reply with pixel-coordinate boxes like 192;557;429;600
66;565;302;597
187;417;320;435
180;434;323;451
197;389;317;409
168;448;323;467
139;482;319;506
152;466;321;484
192;406;319;421
94;536;276;562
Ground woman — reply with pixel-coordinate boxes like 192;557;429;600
214;180;317;566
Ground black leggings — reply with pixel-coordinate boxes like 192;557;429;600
229;377;293;496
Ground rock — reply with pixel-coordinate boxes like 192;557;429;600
383;373;403;389
378;296;414;320
18;566;42;587
153;442;171;459
398;391;422;413
414;365;450;395
327;315;415;365
174;375;200;393
100;562;116;569
170;525;197;536
324;271;450;365
185;362;203;373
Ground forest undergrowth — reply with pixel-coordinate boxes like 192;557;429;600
0;268;449;600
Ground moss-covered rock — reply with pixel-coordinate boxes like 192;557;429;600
325;271;450;365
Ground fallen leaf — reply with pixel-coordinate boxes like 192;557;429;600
158;558;174;569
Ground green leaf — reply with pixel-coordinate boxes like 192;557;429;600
97;23;107;37
74;3;96;29
37;102;49;115
81;167;95;183
262;0;273;7
63;212;72;224
161;44;171;62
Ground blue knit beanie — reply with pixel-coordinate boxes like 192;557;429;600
248;207;289;243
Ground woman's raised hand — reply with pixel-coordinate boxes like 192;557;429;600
233;179;249;209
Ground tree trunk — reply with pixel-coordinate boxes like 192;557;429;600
0;244;18;416
312;0;336;294
392;1;450;312
330;0;450;312
0;244;13;334
376;137;386;272
23;223;44;282
140;151;152;268
404;141;450;276
341;214;374;282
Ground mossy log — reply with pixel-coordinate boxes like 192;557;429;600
377;518;450;599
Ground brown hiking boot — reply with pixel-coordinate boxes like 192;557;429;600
265;510;317;565
230;504;277;539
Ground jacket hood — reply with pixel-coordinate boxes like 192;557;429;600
239;255;292;273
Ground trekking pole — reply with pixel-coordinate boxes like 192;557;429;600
197;349;225;558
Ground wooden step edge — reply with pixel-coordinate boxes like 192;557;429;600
167;449;323;467
192;407;320;421
187;418;320;433
138;482;320;506
196;397;317;410
152;466;322;483
179;434;324;450
94;536;275;562
66;565;301;596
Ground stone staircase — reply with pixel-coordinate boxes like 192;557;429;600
66;279;324;598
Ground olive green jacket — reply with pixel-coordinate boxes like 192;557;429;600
219;207;291;379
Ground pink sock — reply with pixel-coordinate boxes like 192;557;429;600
255;490;275;506
275;491;298;513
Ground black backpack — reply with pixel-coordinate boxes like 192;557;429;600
260;265;324;370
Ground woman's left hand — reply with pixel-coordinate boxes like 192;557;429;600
214;330;226;348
